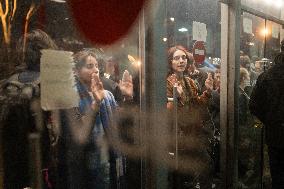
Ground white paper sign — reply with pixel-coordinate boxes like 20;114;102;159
192;21;207;42
40;49;79;110
243;17;252;34
272;24;279;38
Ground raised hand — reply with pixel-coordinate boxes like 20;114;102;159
91;73;105;104
119;70;133;98
214;71;221;91
205;72;214;92
168;74;183;97
190;68;200;77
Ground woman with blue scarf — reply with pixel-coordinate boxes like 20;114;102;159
57;50;133;189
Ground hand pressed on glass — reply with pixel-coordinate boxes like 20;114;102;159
119;70;133;99
205;72;214;92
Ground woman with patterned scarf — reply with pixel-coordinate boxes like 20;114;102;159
166;45;214;189
57;49;133;189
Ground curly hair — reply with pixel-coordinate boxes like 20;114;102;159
167;45;192;75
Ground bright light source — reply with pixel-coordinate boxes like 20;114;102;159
209;57;211;60
275;0;283;8
263;0;271;5
128;55;141;67
170;17;175;22
261;28;269;37
50;0;66;3
178;27;188;32
128;55;136;63
162;37;168;42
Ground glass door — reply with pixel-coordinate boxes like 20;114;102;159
144;0;223;188
239;11;283;188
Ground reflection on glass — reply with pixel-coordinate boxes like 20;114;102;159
241;0;282;19
0;1;142;189
239;11;283;188
165;0;221;188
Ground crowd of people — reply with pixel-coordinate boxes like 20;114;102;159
0;28;283;189
0;29;222;189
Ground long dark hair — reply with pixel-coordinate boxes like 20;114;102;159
73;49;97;70
167;45;191;76
17;29;58;71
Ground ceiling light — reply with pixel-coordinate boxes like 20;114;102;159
275;0;283;8
261;28;269;37
128;55;136;63
178;27;188;32
50;0;66;3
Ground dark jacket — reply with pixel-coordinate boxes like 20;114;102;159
249;56;284;148
1;71;51;189
101;76;123;103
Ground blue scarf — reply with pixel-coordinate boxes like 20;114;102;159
75;78;118;133
75;78;124;185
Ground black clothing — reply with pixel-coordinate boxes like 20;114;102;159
249;62;284;148
101;76;123;103
1;71;50;189
249;55;284;189
268;146;284;189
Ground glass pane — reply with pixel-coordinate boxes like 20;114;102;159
241;0;282;19
0;1;143;189
261;20;282;188
241;12;265;62
239;12;284;189
239;12;265;188
164;0;221;188
266;21;281;60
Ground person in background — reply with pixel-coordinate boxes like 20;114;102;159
1;29;58;189
97;55;134;104
240;55;258;90
166;45;214;189
208;66;221;127
239;68;251;125
238;67;261;188
104;56;117;81
254;60;263;74
186;52;208;94
57;49;133;189
249;40;284;189
208;66;221;174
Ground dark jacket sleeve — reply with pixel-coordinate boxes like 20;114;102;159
249;74;267;124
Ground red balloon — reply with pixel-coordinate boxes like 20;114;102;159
68;0;147;45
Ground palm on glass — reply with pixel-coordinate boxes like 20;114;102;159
91;73;105;103
119;70;133;98
205;72;214;92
